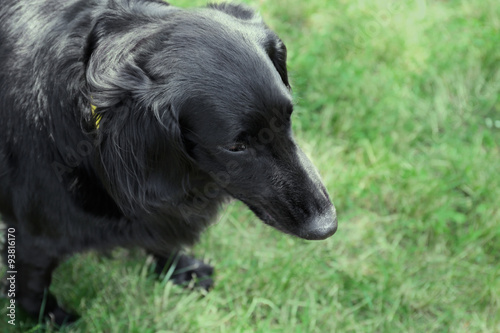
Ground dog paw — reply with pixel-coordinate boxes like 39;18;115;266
48;307;80;327
153;253;214;291
171;259;214;291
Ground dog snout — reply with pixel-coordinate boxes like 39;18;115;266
298;205;337;240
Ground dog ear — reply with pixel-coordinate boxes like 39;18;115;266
85;26;187;218
265;37;291;89
93;100;185;219
85;18;155;110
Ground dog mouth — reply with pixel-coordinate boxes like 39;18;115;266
244;200;337;241
246;203;275;223
245;202;295;236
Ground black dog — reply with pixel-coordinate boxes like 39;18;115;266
0;0;337;325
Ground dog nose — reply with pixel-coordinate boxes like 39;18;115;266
299;206;337;240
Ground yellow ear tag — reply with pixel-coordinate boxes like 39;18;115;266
91;104;102;129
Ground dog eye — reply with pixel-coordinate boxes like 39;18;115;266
227;143;247;152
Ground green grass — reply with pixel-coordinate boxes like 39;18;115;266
1;0;500;332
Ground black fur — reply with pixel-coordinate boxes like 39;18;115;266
0;0;337;326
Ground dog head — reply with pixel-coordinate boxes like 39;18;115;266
86;2;337;242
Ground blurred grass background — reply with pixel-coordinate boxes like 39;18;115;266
1;0;499;332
